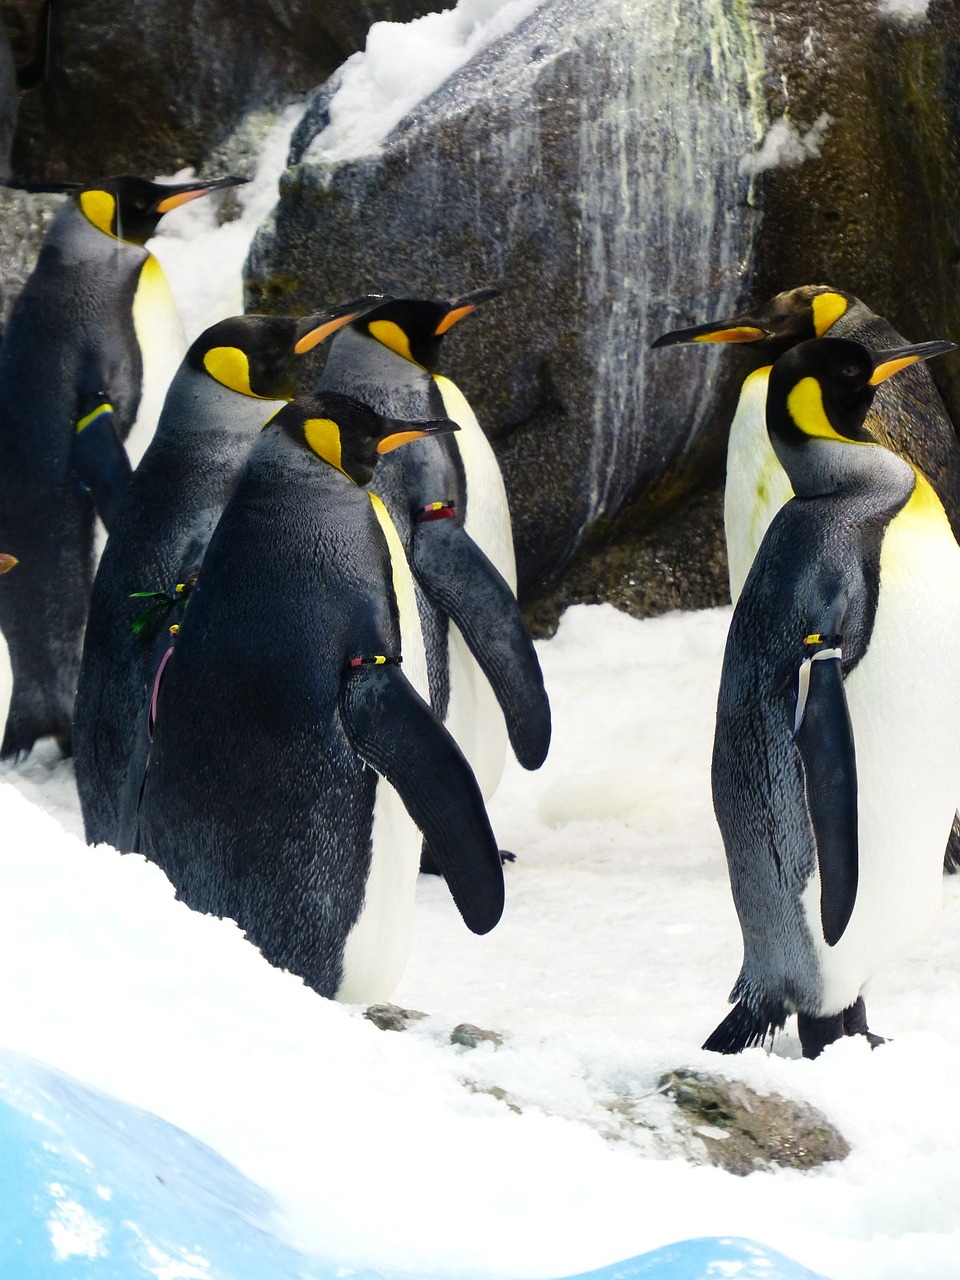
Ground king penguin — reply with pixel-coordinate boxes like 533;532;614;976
652;285;960;600
131;392;505;1001
318;292;551;817
0;172;245;759
73;302;377;849
706;335;960;1059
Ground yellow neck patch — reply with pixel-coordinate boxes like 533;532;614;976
202;346;266;398
368;319;420;366
786;376;849;442
303;417;347;474
905;470;952;527
79;189;117;239
811;292;848;336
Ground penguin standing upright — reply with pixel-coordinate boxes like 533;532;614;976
318;292;550;810
652;286;960;599
131;392;505;1001
0;172;244;758
73;302;376;848
706;335;960;1059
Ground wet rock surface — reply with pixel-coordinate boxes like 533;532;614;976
246;0;764;603
0;0;957;614
5;0;447;180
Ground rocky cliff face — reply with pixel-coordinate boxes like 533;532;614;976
0;0;958;615
247;0;766;600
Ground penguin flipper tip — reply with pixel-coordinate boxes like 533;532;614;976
703;999;787;1055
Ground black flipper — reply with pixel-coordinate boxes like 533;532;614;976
703;998;787;1054
793;647;858;947
339;661;505;933
410;516;551;770
71;398;132;532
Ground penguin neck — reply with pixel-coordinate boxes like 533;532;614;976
158;365;287;445
320;326;445;419
772;433;916;507
253;424;363;491
46;200;146;267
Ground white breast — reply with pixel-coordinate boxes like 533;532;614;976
724;366;793;601
432;374;513;799
336;496;429;1003
804;482;960;1013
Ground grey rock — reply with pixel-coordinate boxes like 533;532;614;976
450;1022;504;1050
9;0;448;180
363;1002;428;1032
245;0;765;601
656;1068;850;1176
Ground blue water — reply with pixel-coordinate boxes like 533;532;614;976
0;1050;827;1280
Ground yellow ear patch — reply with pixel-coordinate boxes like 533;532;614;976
786;376;848;442
303;417;344;471
79;190;117;238
368;319;417;364
811;292;848;336
202;347;262;397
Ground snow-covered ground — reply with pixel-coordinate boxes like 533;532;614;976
3;1;959;1273
4;603;960;1280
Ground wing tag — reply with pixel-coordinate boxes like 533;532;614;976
794;636;843;734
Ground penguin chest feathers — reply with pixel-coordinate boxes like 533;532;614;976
812;476;960;1009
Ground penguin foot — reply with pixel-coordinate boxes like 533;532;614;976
499;850;517;865
799;998;886;1058
841;996;885;1050
797;1010;843;1059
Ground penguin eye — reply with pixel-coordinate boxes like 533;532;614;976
841;364;861;379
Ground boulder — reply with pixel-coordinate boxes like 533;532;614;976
247;0;960;611
246;0;765;601
6;0;448;180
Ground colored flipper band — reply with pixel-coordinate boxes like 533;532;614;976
129;582;191;636
148;644;176;741
414;500;456;522
794;639;842;734
75;401;114;433
347;655;402;669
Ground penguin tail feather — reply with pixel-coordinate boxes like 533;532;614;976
943;813;960;875
703;999;787;1055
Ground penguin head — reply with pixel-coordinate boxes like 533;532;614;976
766;336;956;491
70;174;248;245
187;298;385;400
274;392;458;486
352;288;499;371
652;285;860;356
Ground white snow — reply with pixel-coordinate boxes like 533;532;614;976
4;603;960;1279
877;0;931;22
147;104;307;345
738;113;832;178
302;0;546;164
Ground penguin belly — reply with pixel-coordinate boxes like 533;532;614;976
803;486;960;1014
724;366;793;601
124;255;186;468
336;495;428;1001
433;375;513;798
